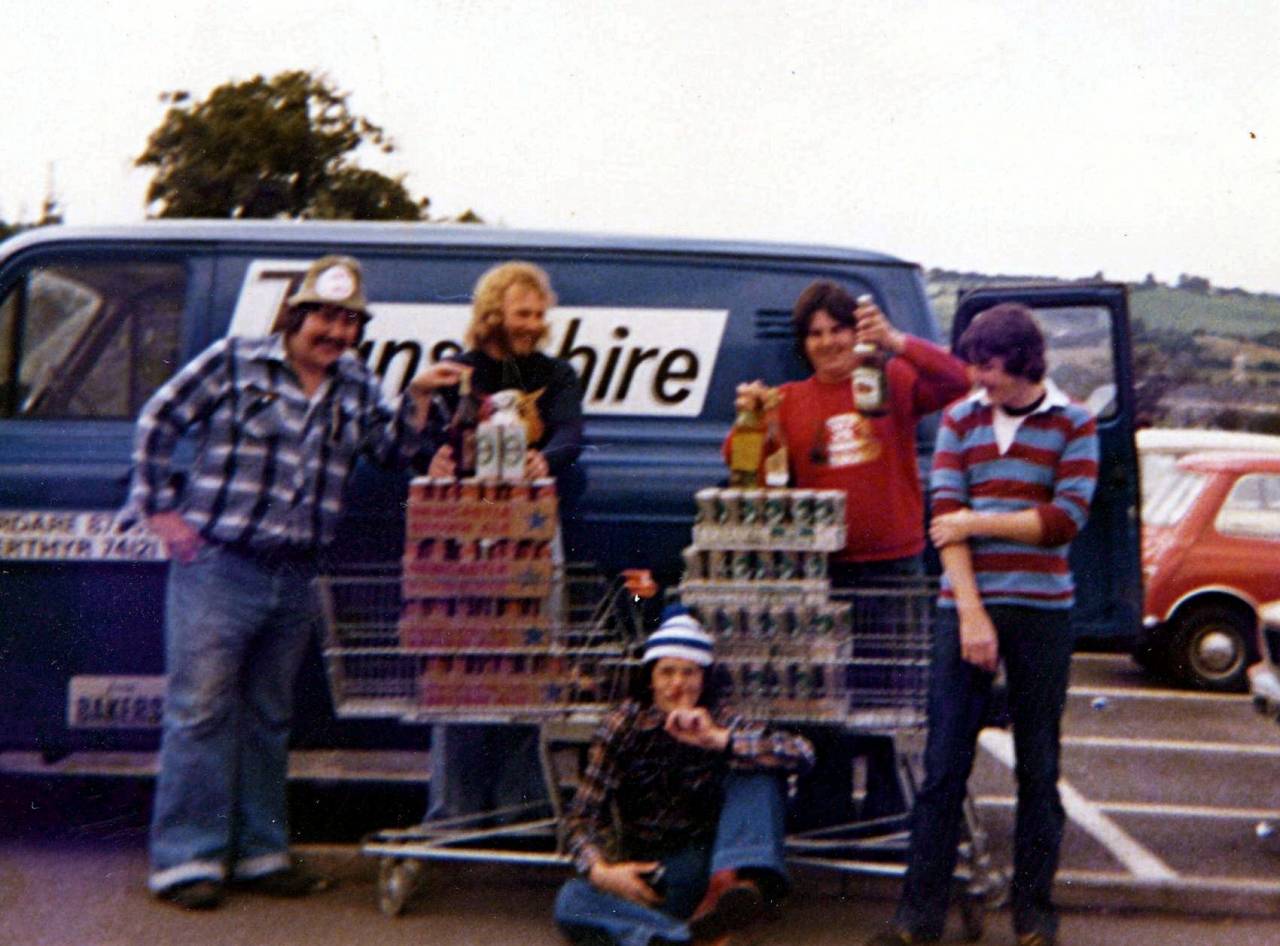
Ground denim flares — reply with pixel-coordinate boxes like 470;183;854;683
148;543;318;892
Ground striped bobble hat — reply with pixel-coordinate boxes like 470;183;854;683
642;605;714;666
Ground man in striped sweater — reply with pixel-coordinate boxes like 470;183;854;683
867;303;1098;946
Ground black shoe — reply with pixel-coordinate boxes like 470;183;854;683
156;878;224;910
687;877;764;940
232;864;334;897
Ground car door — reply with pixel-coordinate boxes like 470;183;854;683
950;283;1141;644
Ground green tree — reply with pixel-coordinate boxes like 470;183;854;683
136;70;435;221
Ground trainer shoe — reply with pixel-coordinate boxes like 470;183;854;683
232;863;334;897
156;878;224;910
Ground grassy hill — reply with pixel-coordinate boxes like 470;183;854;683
926;270;1280;339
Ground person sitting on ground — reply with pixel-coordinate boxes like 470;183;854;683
554;607;815;946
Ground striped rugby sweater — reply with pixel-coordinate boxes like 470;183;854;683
930;383;1099;609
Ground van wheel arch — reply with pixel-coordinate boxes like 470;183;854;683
1168;598;1258;692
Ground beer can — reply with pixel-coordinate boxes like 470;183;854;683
814;490;840;527
681;546;705;581
739;489;764;526
713;606;735;637
475;422;501;479
762;662;781;699
791;489;816;528
762;489;788;529
499;423;527;482
775;549;800;580
718;489;742;526
755;606;777;638
752;549;774;581
704;549;727;581
731;550;754;581
695;487;719;525
811;606;836;637
801;551;827;580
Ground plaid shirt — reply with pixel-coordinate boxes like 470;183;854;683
564;700;814;874
124;335;426;550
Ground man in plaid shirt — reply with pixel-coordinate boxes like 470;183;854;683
124;255;464;911
555;608;814;946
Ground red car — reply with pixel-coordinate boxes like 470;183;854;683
1136;451;1280;691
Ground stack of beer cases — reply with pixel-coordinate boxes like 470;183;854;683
679;487;853;721
401;477;565;712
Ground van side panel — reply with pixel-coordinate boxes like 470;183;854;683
0;231;938;763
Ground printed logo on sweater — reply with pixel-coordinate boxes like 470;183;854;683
824;413;883;467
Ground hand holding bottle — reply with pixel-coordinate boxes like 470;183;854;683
853;295;906;354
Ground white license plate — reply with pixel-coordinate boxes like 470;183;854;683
67;675;167;729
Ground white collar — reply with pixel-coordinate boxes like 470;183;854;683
966;377;1070;415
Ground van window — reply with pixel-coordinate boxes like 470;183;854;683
1033;305;1117;418
1217;474;1280;540
1143;466;1208;527
0;260;185;419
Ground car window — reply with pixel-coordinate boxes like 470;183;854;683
0;260;185;420
1217;474;1280;540
1143;466;1208;526
1032;305;1117;419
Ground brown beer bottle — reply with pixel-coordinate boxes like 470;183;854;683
851;293;889;416
448;369;483;477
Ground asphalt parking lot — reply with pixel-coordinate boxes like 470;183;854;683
4;651;1280;944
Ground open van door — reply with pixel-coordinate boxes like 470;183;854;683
952;283;1141;645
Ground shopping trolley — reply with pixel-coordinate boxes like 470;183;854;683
317;564;651;915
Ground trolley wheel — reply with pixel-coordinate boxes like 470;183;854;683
377;856;422;917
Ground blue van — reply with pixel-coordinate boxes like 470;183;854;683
0;221;1141;776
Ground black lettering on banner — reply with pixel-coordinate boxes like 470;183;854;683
593;327;629;401
556;319;597;394
375;340;423;394
616;346;661;401
76;697;91;722
653;349;698;404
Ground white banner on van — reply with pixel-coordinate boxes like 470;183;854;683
0;511;165;561
230;260;728;418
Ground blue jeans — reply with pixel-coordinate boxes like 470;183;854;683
148;543;318;892
894;606;1073;940
427;723;547;821
553;771;788;946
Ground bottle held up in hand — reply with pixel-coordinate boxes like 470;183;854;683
728;391;766;488
448;369;484;478
851;294;888;416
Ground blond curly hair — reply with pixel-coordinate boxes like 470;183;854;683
465;261;558;350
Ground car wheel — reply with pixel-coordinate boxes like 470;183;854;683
1171;604;1255;692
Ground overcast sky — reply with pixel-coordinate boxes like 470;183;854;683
3;1;1277;291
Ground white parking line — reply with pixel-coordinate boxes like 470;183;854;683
977;729;1179;881
1067;685;1250;703
1062;735;1280;756
974;795;1280;821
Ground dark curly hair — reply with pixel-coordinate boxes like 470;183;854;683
955;302;1046;382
